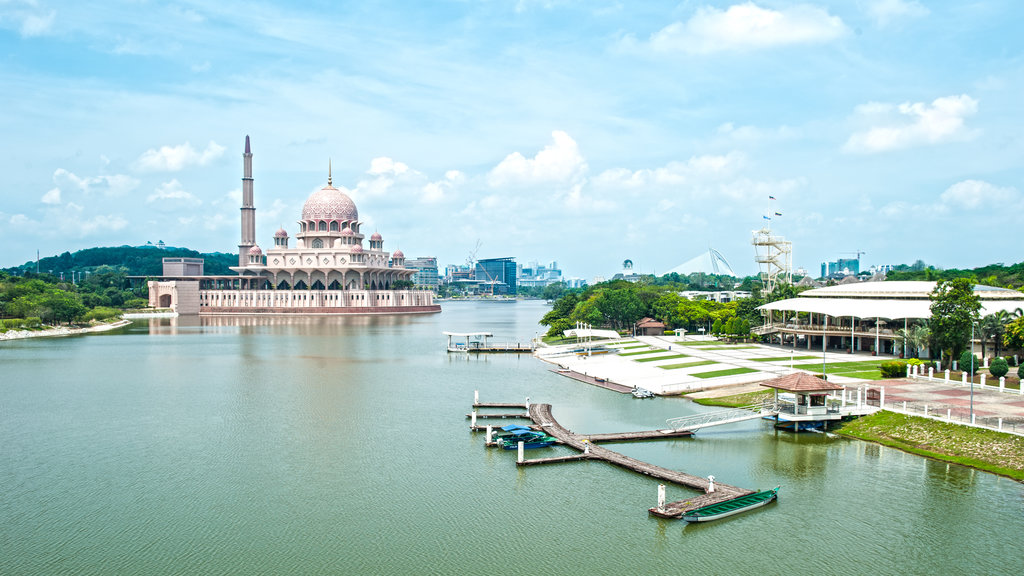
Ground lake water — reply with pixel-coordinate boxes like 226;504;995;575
2;300;1022;575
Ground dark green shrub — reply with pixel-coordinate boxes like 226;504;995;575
1005;355;1017;367
880;360;908;378
1018;364;1024;379
989;357;1009;378
959;350;979;375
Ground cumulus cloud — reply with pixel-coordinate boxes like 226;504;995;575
0;1;56;37
844;94;978;154
488;130;587;187
52;168;139;196
136;140;226;172
368;157;410;176
147;179;200;204
592;152;744;189
422;170;464;203
865;0;929;27
41;187;61;204
940;180;1018;210
646;2;847;54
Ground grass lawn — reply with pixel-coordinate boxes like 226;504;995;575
691;367;759;379
834;411;1024;481
794;360;884;380
699;346;759;350
619;349;663;356
751;355;819;362
658;360;718;370
609;340;641;347
634;353;690;363
690;389;774;407
674;341;722;346
619;344;650;350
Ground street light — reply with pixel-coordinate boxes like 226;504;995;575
970;321;975;421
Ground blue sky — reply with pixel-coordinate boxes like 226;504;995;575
1;0;1022;280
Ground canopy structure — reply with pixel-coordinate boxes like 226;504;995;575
563;328;620;340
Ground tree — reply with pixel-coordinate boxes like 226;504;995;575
959;350;979;375
989;357;1009;378
929;279;982;367
595;288;645;330
1004;316;1024;351
895;324;930;358
980;310;1018;359
711;318;723;335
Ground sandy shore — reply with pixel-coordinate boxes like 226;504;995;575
0;319;132;341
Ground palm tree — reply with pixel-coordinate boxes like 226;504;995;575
981;309;1022;359
895;324;930;359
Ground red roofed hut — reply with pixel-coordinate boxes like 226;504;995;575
760;372;844;431
634;317;665;336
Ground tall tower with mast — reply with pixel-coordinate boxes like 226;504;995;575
238;135;256;267
751;195;792;295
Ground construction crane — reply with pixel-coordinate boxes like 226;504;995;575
843;250;866;260
466;239;481;269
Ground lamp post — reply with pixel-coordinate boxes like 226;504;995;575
970;322;975;421
822;314;828;380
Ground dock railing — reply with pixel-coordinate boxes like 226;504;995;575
666;401;778;432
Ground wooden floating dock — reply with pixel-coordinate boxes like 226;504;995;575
551;369;633;394
582;429;694;442
444;331;534;353
473;402;528;409
483;401;755;519
466;413;529;419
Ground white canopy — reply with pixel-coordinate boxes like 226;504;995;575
759;297;1024;320
563;328;620;339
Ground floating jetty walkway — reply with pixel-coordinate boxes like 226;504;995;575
444;331;534;353
470;396;760;519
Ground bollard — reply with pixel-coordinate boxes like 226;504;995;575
928;367;934;379
945;369;950;382
706;475;716;494
471;411;477;428
1001;377;1006;391
525;396;530;410
474;390;479;404
953;360;958;371
906;365;911;378
936;361;941;372
984;356;989;368
486;425;492;444
518;441;525;463
971;414;976;425
657;484;666;511
947;408;951;420
981;374;986;388
962;372;968;385
924;405;929;417
999;418;1003;431
903;400;907;411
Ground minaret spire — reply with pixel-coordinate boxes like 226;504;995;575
328;158;332;186
238;135;256;267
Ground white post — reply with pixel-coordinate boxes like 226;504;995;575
517;441;525;463
471;411;477;428
998;418;1003;431
474;390;479;404
856;387;862;408
879;387;885;408
928;367;934;379
946;408;951;419
903;400;907;410
706;475;716;494
525;396;530;410
841;387;847;407
962;372;968;385
971;414;976;425
486;425;493;444
953;360;958;371
1000;377;1006;391
980;374;986;388
984;356;989;368
906;365;911;378
945;369;950;382
924;405;929;417
657;484;666;511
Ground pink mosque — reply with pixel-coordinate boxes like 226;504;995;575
148;136;439;315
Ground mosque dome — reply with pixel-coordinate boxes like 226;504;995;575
351;244;364;253
301;185;358;222
340;228;354;236
393;249;404;259
274;227;288;238
370;232;382;241
249;245;263;255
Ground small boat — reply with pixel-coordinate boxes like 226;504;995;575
682;487;780;522
632;387;655;399
491;424;535;439
498;429;557;450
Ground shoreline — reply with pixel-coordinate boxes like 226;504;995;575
0;319;132;341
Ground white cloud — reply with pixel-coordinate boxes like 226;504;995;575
844;94;978;154
647;2;847;54
53;168;139;196
147;179;200;205
20;7;54;37
41;187;61;204
488;130;587;187
592;152;744;189
940;180;1018;210
0;1;56;37
368;157;410;176
865;0;929;27
422;170;464;203
136;141;226;172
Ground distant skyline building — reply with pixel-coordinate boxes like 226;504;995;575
518;260;562;288
475;257;517;295
821;258;860;278
406;257;439;288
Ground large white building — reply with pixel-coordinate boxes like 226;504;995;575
149;136;439;315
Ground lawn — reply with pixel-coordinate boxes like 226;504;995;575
691;367;759;379
634;353;690;363
689;389;774;407
658;360;718;370
751;355;819;362
698;346;759;350
619;349;663;356
673;341;723;346
618;344;650;350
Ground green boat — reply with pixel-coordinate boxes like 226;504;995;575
681;487;779;522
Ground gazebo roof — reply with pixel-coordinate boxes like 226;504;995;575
760;372;844;392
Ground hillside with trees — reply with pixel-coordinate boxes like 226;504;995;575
886;260;1024;289
2;246;238;278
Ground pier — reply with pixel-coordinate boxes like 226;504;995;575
551;369;633;393
444;331;534;353
471;396;760;519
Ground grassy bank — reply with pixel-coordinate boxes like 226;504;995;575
833;411;1024;481
690;390;1024;480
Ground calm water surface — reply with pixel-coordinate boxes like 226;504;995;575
2;301;1022;575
